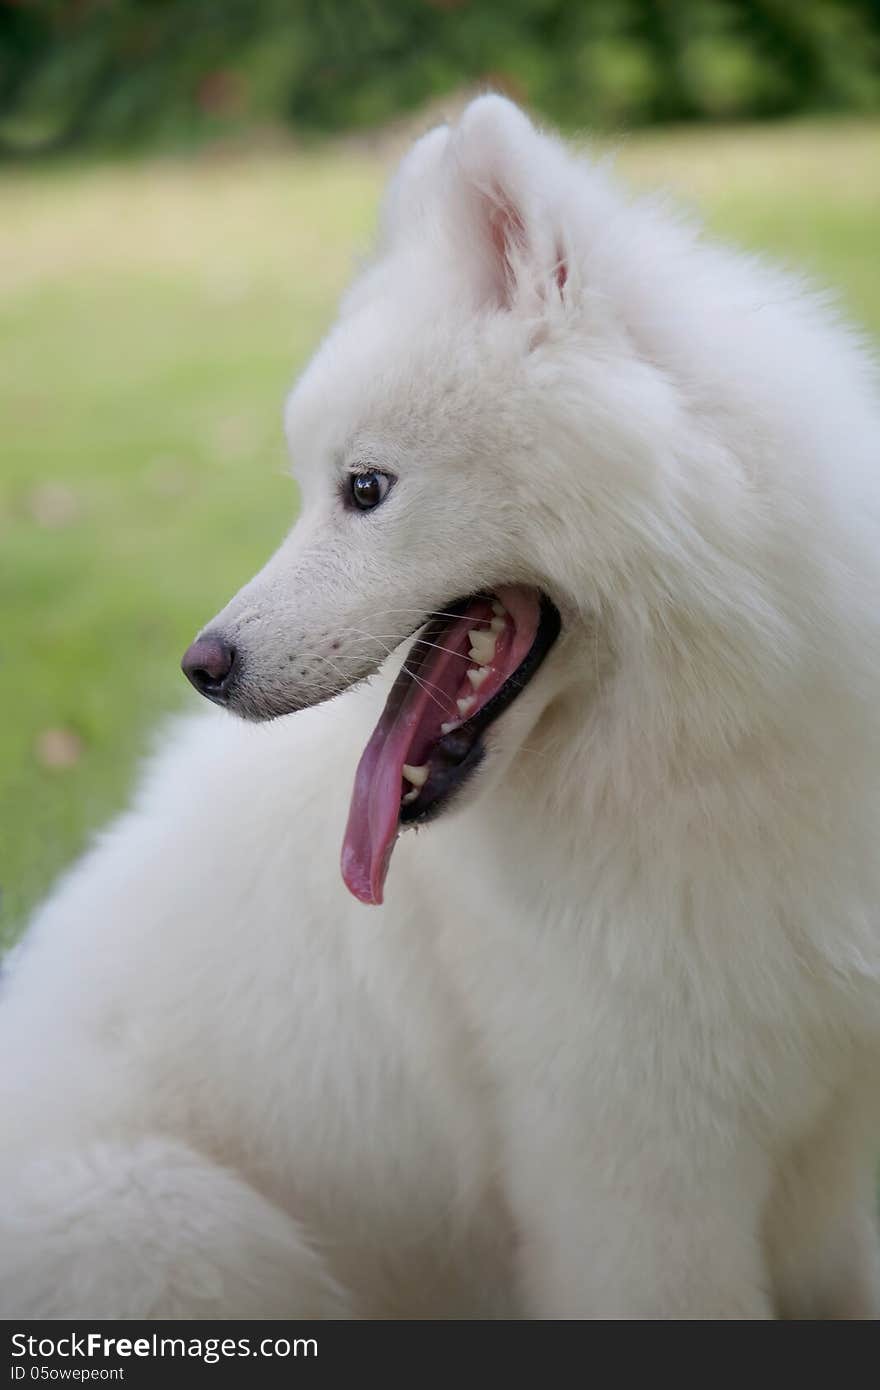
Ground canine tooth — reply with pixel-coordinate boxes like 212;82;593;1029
491;600;506;617
457;696;476;717
467;666;489;690
402;763;428;788
402;788;419;805
440;720;458;734
490;616;506;633
468;630;496;665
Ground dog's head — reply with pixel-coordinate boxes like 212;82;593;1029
182;96;697;902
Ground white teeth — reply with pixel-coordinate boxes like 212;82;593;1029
468;629;496;666
440;720;458;734
402;788;419;805
402;763;428;788
492;600;506;617
467;666;489;690
490;616;506;633
457;695;476;717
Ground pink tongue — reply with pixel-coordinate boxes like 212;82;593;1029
340;587;539;905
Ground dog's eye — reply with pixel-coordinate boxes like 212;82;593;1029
349;470;391;511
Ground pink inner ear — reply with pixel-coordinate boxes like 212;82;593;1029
481;186;567;307
486;188;527;304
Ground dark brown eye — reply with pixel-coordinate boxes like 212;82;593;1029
350;470;391;511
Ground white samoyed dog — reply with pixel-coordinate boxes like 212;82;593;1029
2;96;879;1320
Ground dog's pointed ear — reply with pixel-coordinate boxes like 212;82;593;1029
446;95;568;313
380;123;451;245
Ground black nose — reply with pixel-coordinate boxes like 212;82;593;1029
181;633;237;701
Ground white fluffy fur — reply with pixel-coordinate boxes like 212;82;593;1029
2;97;879;1319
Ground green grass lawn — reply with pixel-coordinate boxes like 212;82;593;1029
2;118;879;949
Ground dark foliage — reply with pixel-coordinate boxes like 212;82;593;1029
2;0;878;158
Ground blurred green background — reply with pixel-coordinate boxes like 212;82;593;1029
1;1;879;947
3;0;880;152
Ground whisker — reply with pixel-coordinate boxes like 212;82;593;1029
335;633;459;652
402;637;473;661
336;627;458;713
330;628;484;664
331;628;474;666
371;608;494;626
401;664;458;714
312;652;358;692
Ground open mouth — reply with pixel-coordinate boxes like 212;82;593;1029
341;585;561;904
